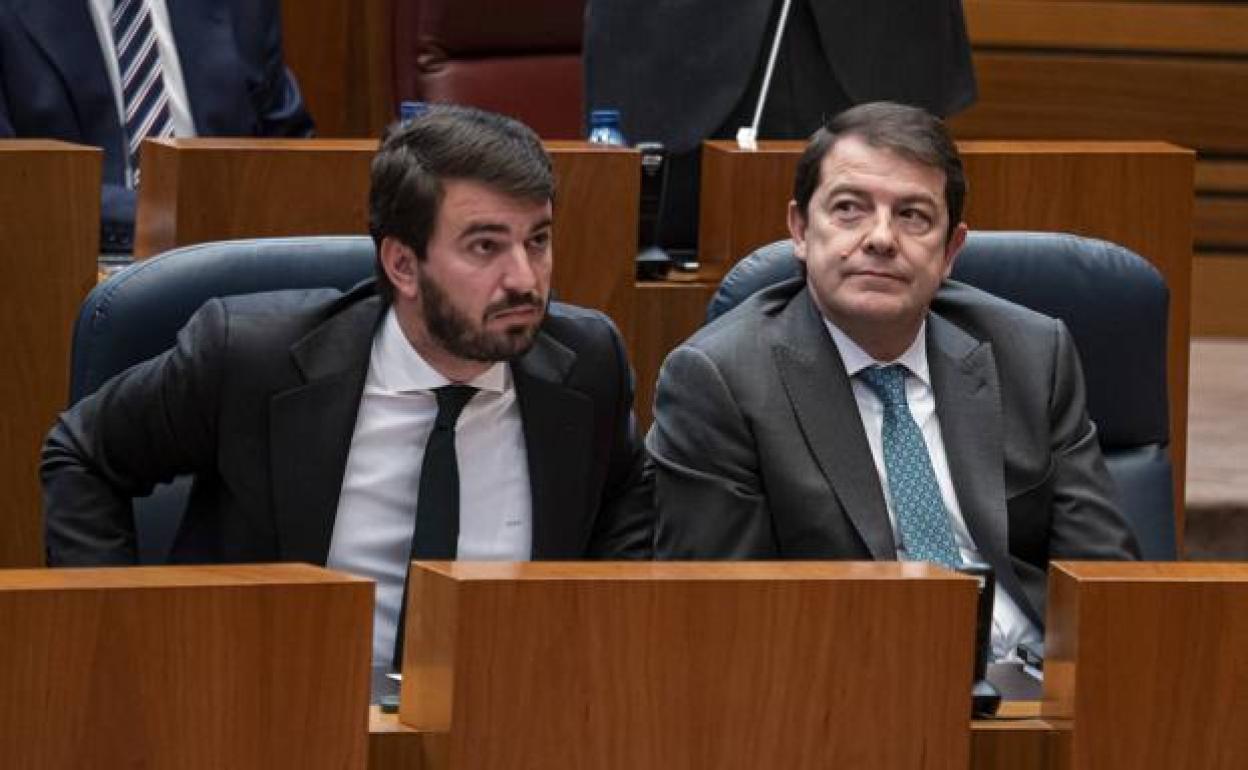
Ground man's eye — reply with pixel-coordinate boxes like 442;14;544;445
831;199;863;217
527;232;551;251
469;239;499;256
899;209;934;230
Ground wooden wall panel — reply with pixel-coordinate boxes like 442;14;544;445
280;0;394;138
950;52;1248;155
1191;254;1248;338
0;141;100;568
966;1;1248;55
958;0;1248;336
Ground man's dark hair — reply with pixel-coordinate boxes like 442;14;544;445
368;105;555;300
792;102;966;242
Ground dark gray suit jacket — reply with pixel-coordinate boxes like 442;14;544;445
43;282;653;566
647;278;1138;626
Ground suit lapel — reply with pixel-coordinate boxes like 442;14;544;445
514;333;595;559
928;313;1032;617
772;289;896;559
269;295;382;564
12;0;122;154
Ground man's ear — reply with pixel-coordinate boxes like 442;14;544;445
942;222;969;279
787;200;809;262
379;237;419;299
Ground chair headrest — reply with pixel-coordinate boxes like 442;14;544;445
70;237;377;404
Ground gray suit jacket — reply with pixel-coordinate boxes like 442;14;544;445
647;278;1138;626
44;282;653;566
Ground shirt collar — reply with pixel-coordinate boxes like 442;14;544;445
822;315;931;387
371;307;510;394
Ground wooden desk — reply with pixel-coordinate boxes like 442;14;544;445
0;564;372;768
134;138;640;346
1046;562;1248;769
398;561;976;769
368;701;1068;770
637;140;1193;542
0;140;100;568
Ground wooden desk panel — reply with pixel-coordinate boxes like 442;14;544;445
134;138;639;345
369;697;1067;770
1045;562;1248;770
400;561;976;770
0;564;373;769
0;140;100;568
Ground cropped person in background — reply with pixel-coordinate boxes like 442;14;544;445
585;0;977;260
0;0;314;254
42;106;653;665
648;103;1138;659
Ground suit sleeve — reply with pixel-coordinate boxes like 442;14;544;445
41;300;228;565
1045;321;1141;561
584;317;655;558
646;344;778;558
235;0;314;137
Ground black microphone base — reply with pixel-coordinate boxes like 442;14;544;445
972;678;1002;718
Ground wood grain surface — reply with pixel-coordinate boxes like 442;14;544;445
399;561;977;770
1044;561;1248;770
0;141;100;568
0;564;373;769
280;0;394;139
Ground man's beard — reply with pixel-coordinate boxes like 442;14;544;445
417;267;547;362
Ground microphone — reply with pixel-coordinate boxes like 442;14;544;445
956;561;1002;717
736;0;795;150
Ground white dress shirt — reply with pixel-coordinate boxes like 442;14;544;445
327;309;533;664
88;0;197;186
824;318;1041;660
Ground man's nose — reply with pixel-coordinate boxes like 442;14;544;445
500;244;538;292
863;209;898;256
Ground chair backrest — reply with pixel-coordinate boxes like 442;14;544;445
706;232;1176;559
68;237;377;563
391;0;585;138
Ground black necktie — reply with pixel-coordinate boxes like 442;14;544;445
393;384;477;669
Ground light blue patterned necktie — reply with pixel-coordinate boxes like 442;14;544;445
858;365;963;569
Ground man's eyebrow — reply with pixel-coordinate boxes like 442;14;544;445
457;218;554;239
457;222;510;239
825;183;868;198
895;192;940;207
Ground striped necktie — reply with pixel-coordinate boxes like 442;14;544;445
110;0;175;186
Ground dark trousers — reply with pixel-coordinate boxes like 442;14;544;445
655;0;853;255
